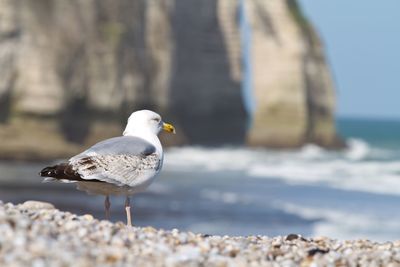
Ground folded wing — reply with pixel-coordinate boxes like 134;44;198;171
40;136;161;187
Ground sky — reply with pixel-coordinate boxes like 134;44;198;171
298;0;400;119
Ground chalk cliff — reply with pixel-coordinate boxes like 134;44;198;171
0;0;342;160
244;0;341;148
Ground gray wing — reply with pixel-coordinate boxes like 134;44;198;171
69;136;161;186
75;136;156;156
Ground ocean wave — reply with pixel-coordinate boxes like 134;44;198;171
344;138;370;160
275;202;400;241
164;139;400;196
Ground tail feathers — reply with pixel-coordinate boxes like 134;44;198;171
42;177;56;183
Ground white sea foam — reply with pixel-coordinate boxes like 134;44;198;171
344;138;370;160
164;139;400;196
275;202;400;241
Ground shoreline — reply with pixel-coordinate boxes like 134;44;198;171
2;159;400;241
0;201;398;266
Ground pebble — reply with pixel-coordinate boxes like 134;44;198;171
0;202;398;266
19;201;55;210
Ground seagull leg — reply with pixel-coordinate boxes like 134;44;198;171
125;196;132;227
105;195;111;220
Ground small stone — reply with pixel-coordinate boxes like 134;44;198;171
286;234;300;241
307;248;329;257
312;236;328;242
285;234;307;242
82;214;94;221
20;201;55;210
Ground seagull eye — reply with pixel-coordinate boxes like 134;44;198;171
152;118;161;123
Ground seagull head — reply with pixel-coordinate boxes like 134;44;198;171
123;110;175;136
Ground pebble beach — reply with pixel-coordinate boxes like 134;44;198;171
0;201;399;267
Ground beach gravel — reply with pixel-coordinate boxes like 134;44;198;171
0;201;399;267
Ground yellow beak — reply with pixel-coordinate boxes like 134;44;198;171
162;122;176;134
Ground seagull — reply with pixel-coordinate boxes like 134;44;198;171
39;110;175;226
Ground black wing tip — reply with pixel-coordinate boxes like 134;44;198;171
39;166;56;177
39;163;93;182
38;162;103;183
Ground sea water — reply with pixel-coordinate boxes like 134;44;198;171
160;118;400;241
1;118;400;241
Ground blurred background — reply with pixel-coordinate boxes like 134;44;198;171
0;0;399;241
